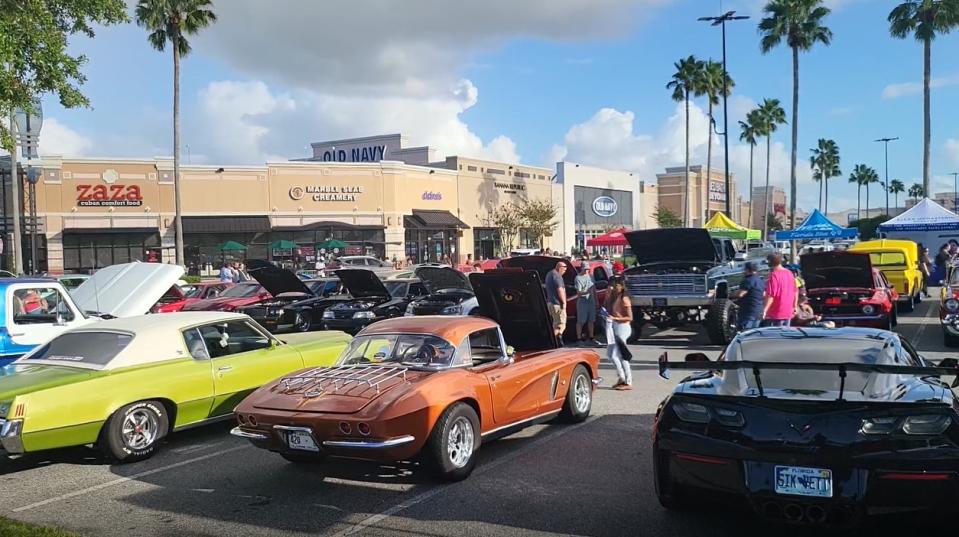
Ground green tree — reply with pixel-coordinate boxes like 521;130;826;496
766;213;784;232
908;183;925;201
488;202;523;254
889;179;906;208
136;0;218;266
889;0;959;196
517;198;559;249
666;55;705;227
695;60;735;186
739;110;762;227
759;0;833;228
863;166;880;215
0;0;127;150
654;206;683;228
810;138;841;213
754;98;787;240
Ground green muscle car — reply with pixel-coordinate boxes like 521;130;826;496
0;312;350;462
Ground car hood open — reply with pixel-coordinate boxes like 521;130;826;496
245;259;312;296
801;252;874;290
498;256;575;285
335;269;391;298
414;266;473;294
469;270;559;351
71;262;185;318
624;228;719;265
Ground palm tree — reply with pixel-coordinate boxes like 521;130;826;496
667;55;705;227
889;179;906;208
863;166;880;216
810;139;841;213
759;0;833;228
849;164;869;219
696;60;735;181
755;99;787;240
909;183;925;202
889;1;959;196
739;111;761;228
136;0;217;266
822;139;840;214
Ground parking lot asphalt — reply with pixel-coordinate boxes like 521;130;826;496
0;294;951;537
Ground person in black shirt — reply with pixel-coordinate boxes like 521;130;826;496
732;262;765;331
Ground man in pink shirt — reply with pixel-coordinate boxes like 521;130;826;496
762;253;797;327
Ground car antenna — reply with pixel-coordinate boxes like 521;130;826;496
751;365;765;398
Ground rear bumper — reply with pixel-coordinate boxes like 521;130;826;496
322;318;377;334
819;314;888;328
231;424;420;461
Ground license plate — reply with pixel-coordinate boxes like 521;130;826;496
774;466;833;498
652;298;668;307
286;430;319;452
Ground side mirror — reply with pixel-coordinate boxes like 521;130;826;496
269;338;279;349
734;253;747;262
506;345;515;363
939;358;957;369
684;352;711;363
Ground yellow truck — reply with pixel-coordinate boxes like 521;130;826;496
848;239;922;312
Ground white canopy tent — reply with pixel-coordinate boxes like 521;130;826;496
879;197;959;248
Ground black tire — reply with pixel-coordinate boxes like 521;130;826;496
885;313;894;332
706;299;738;345
280;451;327;464
423;403;480;481
294;311;312;332
654;449;689;510
945;330;959;348
99;400;169;463
559;365;592;423
901;294;915;313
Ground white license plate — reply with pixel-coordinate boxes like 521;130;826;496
774;466;833;498
652;298;668;307
286;431;319;452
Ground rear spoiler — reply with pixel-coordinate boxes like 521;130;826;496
658;353;959;399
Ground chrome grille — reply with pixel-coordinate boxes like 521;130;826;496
278;365;409;397
626;273;707;296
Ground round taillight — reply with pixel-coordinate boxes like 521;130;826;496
237;414;247;425
248;415;258;427
338;421;352;435
357;423;371;436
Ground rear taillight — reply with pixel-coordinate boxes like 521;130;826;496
861;415;951;435
825;297;842;306
671;401;745;427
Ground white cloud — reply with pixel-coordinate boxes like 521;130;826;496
37;118;93;157
882;74;959;99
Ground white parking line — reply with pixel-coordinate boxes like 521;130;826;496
331;417;597;537
11;445;249;513
912;299;935;346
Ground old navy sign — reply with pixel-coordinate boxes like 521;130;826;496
592;196;618;218
322;145;386;162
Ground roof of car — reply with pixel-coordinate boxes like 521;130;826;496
737;325;894;341
0;278;59;287
71;311;249;334
359;315;499;343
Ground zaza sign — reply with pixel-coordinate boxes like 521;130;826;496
591;196;618;218
76;184;143;207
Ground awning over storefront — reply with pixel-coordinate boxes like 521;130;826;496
62;227;159;235
271;220;382;232
704;212;761;240
404;210;469;229
180;216;271;234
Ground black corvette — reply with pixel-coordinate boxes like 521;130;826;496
320;269;427;334
236;260;345;332
404;266;478;316
654;327;959;526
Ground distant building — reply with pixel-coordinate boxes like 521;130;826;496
750;186;787;230
656;166;737;228
909;192;959;212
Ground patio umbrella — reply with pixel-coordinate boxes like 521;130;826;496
217;240;247;251
269;239;298;250
319;239;348;250
586;228;630;247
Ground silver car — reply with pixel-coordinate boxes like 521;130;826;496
334;256;394;274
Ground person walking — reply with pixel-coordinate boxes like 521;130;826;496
762;253;797;327
604;276;633;390
545;261;567;339
574;264;598;345
218;262;233;283
918;243;932;298
732;261;765;330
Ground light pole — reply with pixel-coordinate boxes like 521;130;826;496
874;137;898;216
13;101;43;275
699;10;749;217
951;172;959;212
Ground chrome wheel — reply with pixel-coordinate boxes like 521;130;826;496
446;416;475;468
295;313;311;332
573;373;591;414
121;408;158;450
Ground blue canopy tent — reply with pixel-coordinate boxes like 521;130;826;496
774;209;858;241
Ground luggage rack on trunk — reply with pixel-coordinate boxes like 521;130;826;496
278;365;410;397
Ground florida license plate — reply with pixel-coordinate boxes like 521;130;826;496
774;466;833;498
652;298;668;307
286;431;319;452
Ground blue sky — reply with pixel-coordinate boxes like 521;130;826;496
33;0;959;215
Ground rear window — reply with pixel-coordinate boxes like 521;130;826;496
24;332;133;367
868;252;906;267
221;284;262;298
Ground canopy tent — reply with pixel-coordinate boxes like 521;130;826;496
586;228;630;247
216;240;247;251
877;198;959;257
269;239;299;250
774;209;857;240
318;239;348;250
703;212;761;240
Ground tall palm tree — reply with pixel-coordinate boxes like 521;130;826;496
667;55;705;227
136;0;217;266
759;0;833;228
810;139;841;214
863;166;880;216
849;164;869;220
810;154;825;211
889;1;959;196
697;60;735;181
909;183;925;202
739;110;761;228
889;179;906;208
755;99;787;240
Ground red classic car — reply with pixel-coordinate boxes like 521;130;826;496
181;281;270;312
154;281;234;313
498;256;610;339
802;251;899;330
939;265;959;346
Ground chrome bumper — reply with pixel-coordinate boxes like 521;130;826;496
230;426;269;440
630;295;713;307
323;435;416;449
0;418;24;454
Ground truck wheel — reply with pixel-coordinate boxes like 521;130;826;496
706;299;738;345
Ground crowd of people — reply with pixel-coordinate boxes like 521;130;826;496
732;253;836;330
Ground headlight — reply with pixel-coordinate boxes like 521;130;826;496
353;311;375;320
0;402;10;417
946;298;959;311
441;305;463;315
903;415;951;435
322;310;335;319
861;304;877;315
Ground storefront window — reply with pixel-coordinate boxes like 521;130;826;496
62;233;159;274
405;229;455;264
473;228;500;260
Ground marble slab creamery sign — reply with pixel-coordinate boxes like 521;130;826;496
290;185;364;202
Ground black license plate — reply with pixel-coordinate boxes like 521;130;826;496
652;298;668;307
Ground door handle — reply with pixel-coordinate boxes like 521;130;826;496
489;375;501;381
218;365;233;372
9;332;24;337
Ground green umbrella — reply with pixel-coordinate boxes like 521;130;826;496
217;240;247;251
319;239;347;250
269;239;298;250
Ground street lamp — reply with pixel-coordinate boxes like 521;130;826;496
874;137;898;216
699;10;749;217
12;100;42;275
950;172;959;212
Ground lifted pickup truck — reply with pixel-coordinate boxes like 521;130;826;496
623;228;769;345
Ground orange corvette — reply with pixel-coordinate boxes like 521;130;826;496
231;269;601;480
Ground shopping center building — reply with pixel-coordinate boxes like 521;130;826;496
0;134;656;274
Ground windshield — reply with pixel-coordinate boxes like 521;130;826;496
385;281;407;297
221;283;262;298
868;252;906;267
338;334;456;368
22;331;133;367
182;285;204;298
